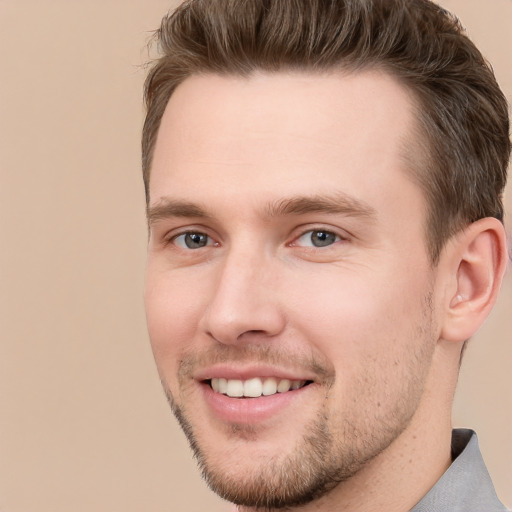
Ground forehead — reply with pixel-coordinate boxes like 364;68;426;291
150;70;421;216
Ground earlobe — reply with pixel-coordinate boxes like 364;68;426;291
440;217;508;343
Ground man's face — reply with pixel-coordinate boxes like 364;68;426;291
145;71;442;508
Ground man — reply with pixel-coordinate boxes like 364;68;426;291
142;0;510;510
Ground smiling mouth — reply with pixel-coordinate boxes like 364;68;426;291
207;377;312;398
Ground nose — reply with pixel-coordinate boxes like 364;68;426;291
201;249;286;345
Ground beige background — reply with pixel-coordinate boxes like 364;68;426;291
0;1;510;511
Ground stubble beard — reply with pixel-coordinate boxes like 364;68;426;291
162;298;437;510
164;370;429;509
168;393;357;510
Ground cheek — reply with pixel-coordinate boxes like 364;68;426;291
287;268;435;426
144;269;206;381
285;264;431;367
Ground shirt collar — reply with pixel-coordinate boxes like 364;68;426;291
410;429;508;512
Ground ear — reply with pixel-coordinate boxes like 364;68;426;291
440;217;508;343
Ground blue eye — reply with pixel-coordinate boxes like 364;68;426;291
296;230;340;248
174;232;212;249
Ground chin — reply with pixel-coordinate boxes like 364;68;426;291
185;415;344;508
169;393;380;510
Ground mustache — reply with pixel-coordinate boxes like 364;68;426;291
177;344;335;383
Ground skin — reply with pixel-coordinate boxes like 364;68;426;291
144;71;506;511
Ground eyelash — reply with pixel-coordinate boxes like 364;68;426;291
165;226;346;251
167;230;216;249
294;229;341;247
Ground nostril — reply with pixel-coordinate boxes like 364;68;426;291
239;329;268;339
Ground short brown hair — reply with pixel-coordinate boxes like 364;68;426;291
142;0;510;262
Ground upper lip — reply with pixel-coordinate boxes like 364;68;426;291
194;364;317;382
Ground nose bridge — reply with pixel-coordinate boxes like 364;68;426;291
202;241;284;344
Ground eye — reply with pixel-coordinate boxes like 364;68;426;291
294;229;341;248
173;231;214;249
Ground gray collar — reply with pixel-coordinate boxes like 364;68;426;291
411;429;508;511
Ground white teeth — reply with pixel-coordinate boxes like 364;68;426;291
277;379;291;393
226;379;244;397
210;377;306;398
244;378;263;397
262;377;277;396
218;378;227;394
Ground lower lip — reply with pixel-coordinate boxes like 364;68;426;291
200;382;311;424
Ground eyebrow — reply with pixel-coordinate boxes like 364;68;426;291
147;192;376;225
147;199;212;225
264;193;376;219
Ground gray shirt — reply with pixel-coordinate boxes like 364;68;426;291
411;429;508;511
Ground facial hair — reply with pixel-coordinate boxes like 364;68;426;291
162;298;437;510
